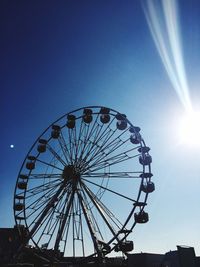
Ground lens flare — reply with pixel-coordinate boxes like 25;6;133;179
142;0;192;112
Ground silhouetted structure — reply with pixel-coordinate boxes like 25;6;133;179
127;252;164;267
127;246;199;267
0;229;199;267
0;226;21;263
13;106;154;261
162;246;197;267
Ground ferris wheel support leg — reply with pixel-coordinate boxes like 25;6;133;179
81;182;120;246
77;190;105;261
54;190;75;253
14;182;67;263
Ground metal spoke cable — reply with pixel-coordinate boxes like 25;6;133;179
82;171;142;178
79;184;105;243
34;158;63;171
58;130;72;164
83;125;116;167
85;123;130;167
76;189;101;256
78;116;102;161
87;148;140;172
54;189;75;252
82;178;136;202
82;182;124;230
47;144;67;166
29;173;61;179
87;138;138;170
80;115;116;165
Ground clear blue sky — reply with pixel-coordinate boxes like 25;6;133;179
1;0;200;255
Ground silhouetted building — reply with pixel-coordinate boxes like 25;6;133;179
127;246;198;267
162;246;197;267
0;225;27;264
0;230;199;267
196;257;200;267
0;226;19;263
127;252;164;267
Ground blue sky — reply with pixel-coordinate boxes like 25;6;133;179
1;0;200;256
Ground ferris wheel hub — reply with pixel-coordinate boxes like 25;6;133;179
62;165;80;184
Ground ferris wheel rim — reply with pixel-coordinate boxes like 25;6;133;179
13;105;153;259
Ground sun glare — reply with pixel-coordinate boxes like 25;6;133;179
179;111;200;146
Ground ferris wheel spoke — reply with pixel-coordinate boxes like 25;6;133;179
46;144;67;166
81;182;122;236
68;129;76;162
34;202;60;246
75;114;99;163
58;130;72;164
25;187;61;208
26;181;67;240
80;186;104;241
85;124;130;167
73;201;84;255
79;201;86;256
76;123;91;161
26;185;72;227
77;188;103;257
25;193;61;218
79;114;116;164
84;137;128;171
82;171;142;179
78;115;102;160
35;158;63;171
87;149;140;172
28;182;69;213
74;118;84;159
62;209;73;253
78;120;93;160
44;220;60;248
86;138;137;170
33;203;63;247
26;192;53;215
40;186;72;242
98;126;130;155
25;196;55;221
83;124;116;166
74;118;88;160
92;146;139;167
86;114;117;157
26;187;61;220
82;139;106;169
70;127;78;161
70;195;86;257
67;128;76;162
54;189;75;251
82;178;136;202
28;173;62;179
25;179;61;196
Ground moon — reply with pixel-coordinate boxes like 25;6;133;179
179;111;200;146
10;144;14;148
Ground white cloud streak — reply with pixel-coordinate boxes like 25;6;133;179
142;0;192;111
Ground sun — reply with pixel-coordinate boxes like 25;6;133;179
179;111;200;146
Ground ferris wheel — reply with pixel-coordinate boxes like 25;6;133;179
14;106;155;259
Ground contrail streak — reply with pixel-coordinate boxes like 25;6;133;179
142;0;192;111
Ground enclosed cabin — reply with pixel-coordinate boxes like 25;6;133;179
100;107;110;124
116;113;127;130
114;241;134;253
51;125;61;139
66;114;76;129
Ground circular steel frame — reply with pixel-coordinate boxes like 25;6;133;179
13;106;154;259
